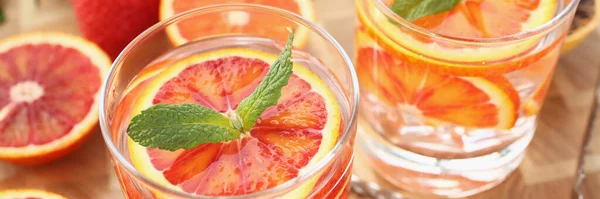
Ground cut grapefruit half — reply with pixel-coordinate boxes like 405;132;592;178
160;0;315;48
355;29;519;129
125;48;341;197
356;0;557;75
0;189;67;199
0;32;110;165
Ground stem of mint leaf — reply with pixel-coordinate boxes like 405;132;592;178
235;30;295;131
126;30;296;151
390;0;459;22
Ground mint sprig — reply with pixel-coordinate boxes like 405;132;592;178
235;31;294;131
126;30;295;151
0;9;4;24
390;0;459;22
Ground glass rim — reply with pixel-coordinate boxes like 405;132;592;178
99;3;359;198
372;0;581;44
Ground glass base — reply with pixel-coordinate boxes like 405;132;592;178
357;120;533;198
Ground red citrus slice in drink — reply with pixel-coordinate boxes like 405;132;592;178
356;0;556;74
523;73;553;116
0;189;67;199
0;32;110;165
356;30;519;129
410;0;555;38
125;48;341;197
160;0;314;48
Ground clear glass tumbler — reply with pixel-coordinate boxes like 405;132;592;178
99;4;358;199
354;0;579;197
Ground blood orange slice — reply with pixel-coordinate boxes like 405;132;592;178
0;189;66;199
160;0;314;48
523;73;553;116
125;48;341;197
0;32;110;165
356;0;556;73
410;0;555;38
356;30;520;129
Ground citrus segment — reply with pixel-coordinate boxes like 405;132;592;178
257;92;327;129
160;0;314;48
152;56;269;112
518;38;559;115
148;148;183;171
357;0;556;65
310;148;353;199
356;46;519;129
0;32;110;165
523;72;553;115
126;48;341;197
0;189;67;199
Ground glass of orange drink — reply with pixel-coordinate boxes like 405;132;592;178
355;0;579;197
99;4;358;199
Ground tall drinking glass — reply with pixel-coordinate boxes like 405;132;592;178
354;0;579;197
99;4;358;199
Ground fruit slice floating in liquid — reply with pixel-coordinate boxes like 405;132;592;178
0;32;110;165
160;0;314;48
408;0;556;38
0;189;67;199
523;73;553;116
126;48;341;197
356;0;557;73
355;29;520;129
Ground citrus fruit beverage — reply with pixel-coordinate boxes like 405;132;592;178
355;0;579;197
99;4;359;199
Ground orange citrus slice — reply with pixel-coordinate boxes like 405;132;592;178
519;38;560;116
0;32;110;165
523;72;553;115
0;189;67;199
124;48;341;197
356;28;519;129
356;0;556;75
410;0;555;38
160;0;314;48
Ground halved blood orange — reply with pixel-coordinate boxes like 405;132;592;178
356;0;556;75
0;32;110;165
355;29;520;129
0;189;67;199
160;0;314;48
125;48;341;197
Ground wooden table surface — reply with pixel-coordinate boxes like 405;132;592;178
1;0;599;198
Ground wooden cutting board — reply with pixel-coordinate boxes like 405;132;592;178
1;0;600;198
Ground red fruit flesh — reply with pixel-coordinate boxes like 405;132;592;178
355;47;519;128
71;0;160;59
0;44;100;147
141;56;330;196
152;56;269;112
411;0;541;38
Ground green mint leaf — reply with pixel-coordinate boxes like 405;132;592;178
0;9;4;24
235;30;295;131
390;0;459;22
127;104;240;151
